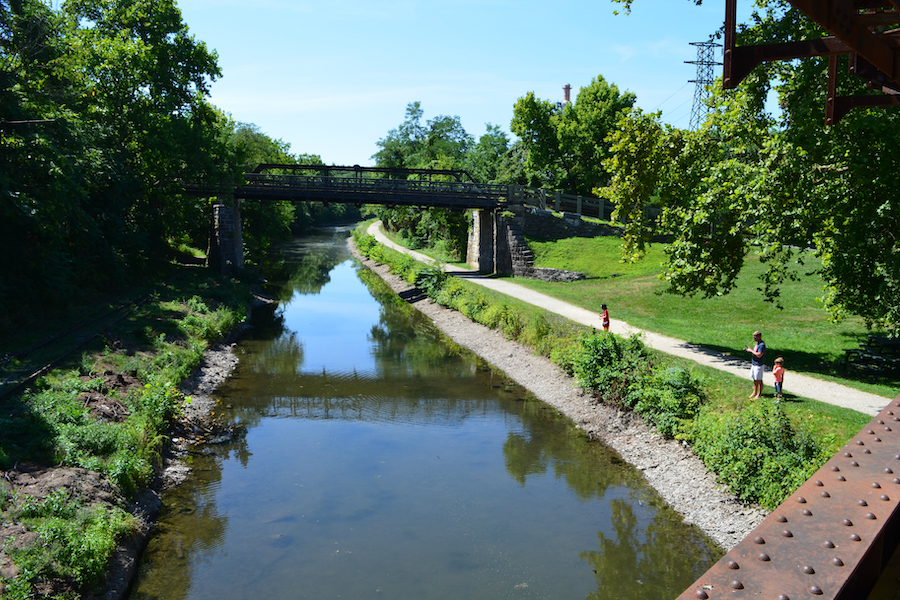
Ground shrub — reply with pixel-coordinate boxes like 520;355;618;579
629;367;705;438
572;332;650;404
689;401;824;509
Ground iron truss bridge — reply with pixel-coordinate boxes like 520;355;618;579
235;164;507;210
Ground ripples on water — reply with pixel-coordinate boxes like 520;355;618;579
129;228;721;600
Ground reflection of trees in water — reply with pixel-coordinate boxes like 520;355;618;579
581;499;722;600
360;266;478;379
132;440;249;600
502;399;642;499
264;235;351;301
241;331;305;377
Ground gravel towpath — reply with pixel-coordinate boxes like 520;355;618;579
368;221;892;416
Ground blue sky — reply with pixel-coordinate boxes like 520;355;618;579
177;0;755;166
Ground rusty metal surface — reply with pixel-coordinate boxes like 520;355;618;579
679;395;900;600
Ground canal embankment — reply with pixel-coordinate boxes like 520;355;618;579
347;236;768;551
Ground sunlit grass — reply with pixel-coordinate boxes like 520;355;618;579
520;236;898;399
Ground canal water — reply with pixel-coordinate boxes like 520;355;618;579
129;228;721;600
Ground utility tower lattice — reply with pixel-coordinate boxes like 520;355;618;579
686;41;722;129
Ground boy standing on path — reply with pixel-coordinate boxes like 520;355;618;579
773;357;785;399
745;331;766;399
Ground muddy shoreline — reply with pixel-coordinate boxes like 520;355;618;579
348;238;767;551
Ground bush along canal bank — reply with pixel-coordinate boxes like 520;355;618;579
352;227;833;550
0;270;258;600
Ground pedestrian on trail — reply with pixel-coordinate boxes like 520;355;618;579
773;356;785;399
601;304;610;332
745;330;766;399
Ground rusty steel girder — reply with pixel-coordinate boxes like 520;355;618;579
723;0;900;123
679;394;900;600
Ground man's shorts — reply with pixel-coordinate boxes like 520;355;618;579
750;365;763;381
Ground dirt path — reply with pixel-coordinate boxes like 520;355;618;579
349;236;768;551
368;221;893;416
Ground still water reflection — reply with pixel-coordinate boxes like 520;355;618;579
130;228;721;600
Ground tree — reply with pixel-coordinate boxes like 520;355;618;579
605;1;900;332
511;75;635;195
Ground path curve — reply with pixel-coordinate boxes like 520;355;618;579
368;221;890;416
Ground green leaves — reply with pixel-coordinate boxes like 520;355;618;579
511;75;635;195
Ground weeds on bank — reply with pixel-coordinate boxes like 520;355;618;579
355;227;863;510
0;270;251;597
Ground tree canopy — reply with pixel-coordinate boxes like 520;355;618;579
0;0;305;327
511;75;635;196
605;0;900;333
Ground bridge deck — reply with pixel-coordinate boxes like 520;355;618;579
235;174;508;209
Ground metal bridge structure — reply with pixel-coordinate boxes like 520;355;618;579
196;164;614;275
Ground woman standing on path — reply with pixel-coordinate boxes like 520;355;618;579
601;304;609;332
745;330;766;399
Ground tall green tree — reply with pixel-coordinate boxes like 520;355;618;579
511;75;635;195
606;0;900;332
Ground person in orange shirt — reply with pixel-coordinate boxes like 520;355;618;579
773;356;785;399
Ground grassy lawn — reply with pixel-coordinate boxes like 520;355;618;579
518;236;900;400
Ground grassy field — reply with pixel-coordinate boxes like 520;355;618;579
518;235;900;400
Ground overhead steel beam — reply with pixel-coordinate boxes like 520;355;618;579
790;0;900;85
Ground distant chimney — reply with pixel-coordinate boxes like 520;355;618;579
563;84;572;104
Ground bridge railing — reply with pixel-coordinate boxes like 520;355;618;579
238;174;510;209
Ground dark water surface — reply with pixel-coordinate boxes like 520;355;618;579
130;228;721;600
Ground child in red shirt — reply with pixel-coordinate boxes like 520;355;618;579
773;357;785;399
601;304;609;331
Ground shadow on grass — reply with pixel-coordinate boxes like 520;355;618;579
685;341;900;390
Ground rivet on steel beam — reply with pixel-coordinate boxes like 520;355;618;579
864;449;872;454
859;500;868;506
867;430;875;434
731;580;744;590
754;536;766;544
894;417;900;422
894;478;900;484
833;558;844;566
838;476;847;482
878;420;885;425
887;468;895;474
842;519;853;526
888;411;895;416
832;465;842;471
802;509;813;516
821;491;831;498
695;589;709;600
873;482;882;488
886;427;893;432
851;533;862;541
778;515;788;522
881;495;890;501
778;596;790;600
851;461;860;466
865;513;876;519
782;529;794;537
856;440;865;445
875;438;882;442
802;566;815;575
727;560;739;570
798;497;807;503
842;453;851;459
823;541;835;548
759;553;771;561
815;480;824;486
810;585;824;595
